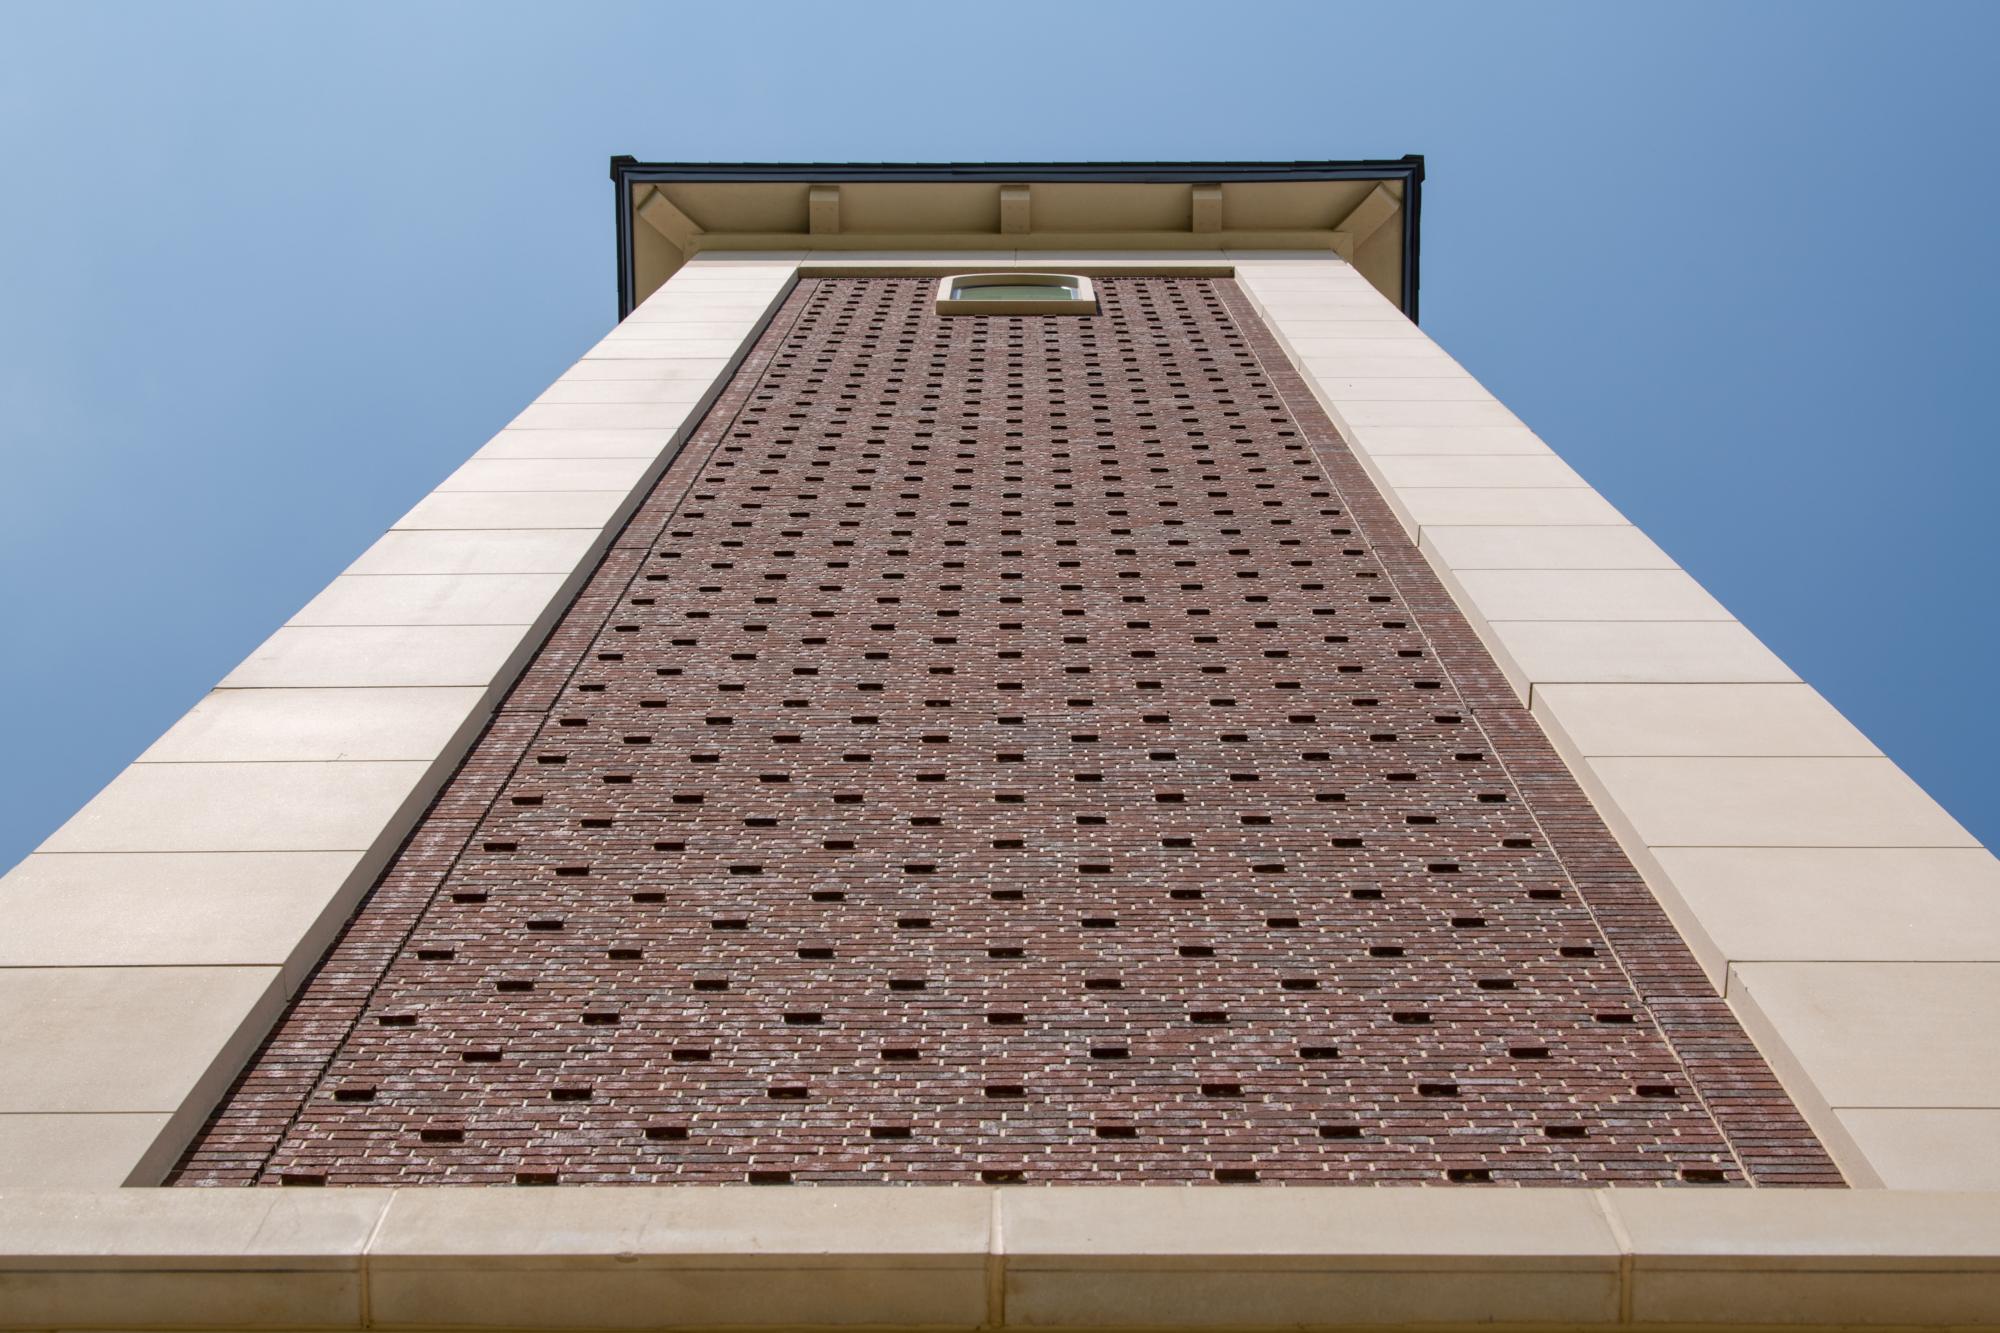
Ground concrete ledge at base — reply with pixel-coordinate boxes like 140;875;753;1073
999;1188;1620;1328
364;1188;992;1329
1;1188;1998;1330
0;1189;386;1330
1613;1190;2000;1327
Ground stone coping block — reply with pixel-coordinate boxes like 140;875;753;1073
342;529;602;576
0;1118;173;1189
1533;683;1880;759
1649;846;2000;968
1729;962;2000;1107
0;1188;1996;1330
390;490;633;530
38;761;436;854
136;688;491;764
0;968;283;1117
1420;523;1677;571
220;625;538;689
0;851;366;978
1838;1109;2000;1191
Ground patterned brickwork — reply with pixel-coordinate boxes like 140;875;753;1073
1215;282;1840;1186
172;276;1840;1187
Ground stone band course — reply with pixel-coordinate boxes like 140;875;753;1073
5;1188;1999;1331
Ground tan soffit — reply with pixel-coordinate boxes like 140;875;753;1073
614;162;1422;318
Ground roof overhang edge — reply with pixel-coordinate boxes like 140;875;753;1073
610;157;1425;321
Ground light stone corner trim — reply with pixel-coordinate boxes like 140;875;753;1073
1232;255;2000;1192
0;255;802;1188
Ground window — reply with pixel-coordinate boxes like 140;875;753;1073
935;272;1096;315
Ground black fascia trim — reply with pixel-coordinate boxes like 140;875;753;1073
1401;154;1424;323
612;155;639;320
611;157;1424;320
613;158;1422;184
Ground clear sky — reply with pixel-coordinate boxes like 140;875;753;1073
2;0;1995;865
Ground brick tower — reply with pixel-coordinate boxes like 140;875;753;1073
4;162;1996;1329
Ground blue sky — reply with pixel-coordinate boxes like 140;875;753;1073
2;0;1995;863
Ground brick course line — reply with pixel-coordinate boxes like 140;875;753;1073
174;276;1839;1187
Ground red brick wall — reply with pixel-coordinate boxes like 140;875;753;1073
172;277;1840;1187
